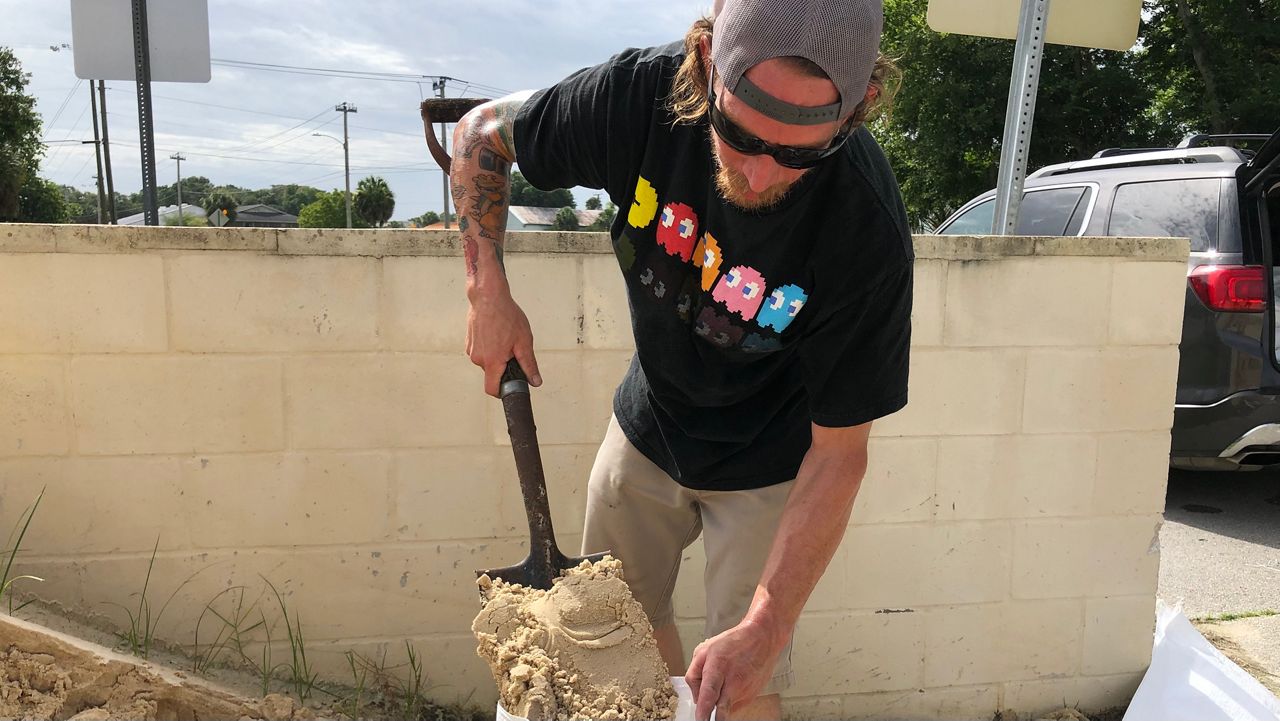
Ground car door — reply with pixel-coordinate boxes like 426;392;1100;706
1238;129;1280;378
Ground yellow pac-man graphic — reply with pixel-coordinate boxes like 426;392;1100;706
628;176;658;228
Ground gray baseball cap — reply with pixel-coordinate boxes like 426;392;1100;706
711;0;883;125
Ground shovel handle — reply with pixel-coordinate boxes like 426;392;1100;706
500;358;565;585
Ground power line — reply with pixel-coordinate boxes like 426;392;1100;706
209;58;511;95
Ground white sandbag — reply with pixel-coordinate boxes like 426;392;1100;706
497;676;705;721
1124;602;1280;721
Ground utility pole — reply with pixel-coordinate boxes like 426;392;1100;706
88;84;105;223
335;102;358;229
98;81;118;224
433;78;451;229
170;153;186;224
131;0;159;225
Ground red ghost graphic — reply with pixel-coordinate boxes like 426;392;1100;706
656;202;698;262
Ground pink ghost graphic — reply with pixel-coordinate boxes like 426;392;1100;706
712;265;767;320
655;203;698;262
695;232;723;291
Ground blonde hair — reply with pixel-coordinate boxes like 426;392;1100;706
667;16;901;130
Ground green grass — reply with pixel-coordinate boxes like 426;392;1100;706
1193;609;1279;623
264;577;319;704
106;537;202;659
191;585;266;674
1;487;45;614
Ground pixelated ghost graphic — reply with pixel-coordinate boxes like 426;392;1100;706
712;265;767;320
694;307;744;348
637;258;681;303
694;232;723;291
674;276;697;323
615;231;637;272
756;284;809;333
628;176;659;228
742;333;783;354
656;202;698;262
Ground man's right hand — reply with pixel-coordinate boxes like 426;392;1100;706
467;289;542;397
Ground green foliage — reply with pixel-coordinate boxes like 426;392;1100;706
202;192;238;224
108;537;201;659
354;175;395;227
552;206;580;231
264;577;319;704
0;47;43;221
18;176;69;223
585;194;602;210
191;585;266;674
511;171;575;208
163;212;210;227
297;190;370;228
410;210;441;227
2;487;44;615
587;201;617;231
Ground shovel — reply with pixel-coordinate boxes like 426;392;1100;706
477;359;610;592
419;97;488;173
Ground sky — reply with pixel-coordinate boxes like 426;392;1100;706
4;0;706;220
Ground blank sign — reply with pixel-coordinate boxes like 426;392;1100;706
70;0;211;82
927;0;1142;51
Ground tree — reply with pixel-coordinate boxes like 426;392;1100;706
0;47;44;221
511;171;575;208
17;177;68;223
588;201;617;231
585;194;602;210
163;213;209;227
410;210;440;227
297;190;371;228
203;192;238;224
354;176;395;227
552;206;580;231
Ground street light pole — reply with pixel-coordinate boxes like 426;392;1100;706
432;79;451;229
169;152;186;224
335;102;358;229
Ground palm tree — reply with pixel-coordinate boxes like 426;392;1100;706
354;176;395;227
202;192;237;225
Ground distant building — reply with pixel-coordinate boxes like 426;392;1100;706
508;206;602;230
117;203;205;226
233;204;298;228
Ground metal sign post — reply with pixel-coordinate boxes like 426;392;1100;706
991;0;1050;235
131;0;159;226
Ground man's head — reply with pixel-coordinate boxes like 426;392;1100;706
669;0;891;211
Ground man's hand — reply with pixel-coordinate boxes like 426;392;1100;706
466;290;541;397
685;617;786;721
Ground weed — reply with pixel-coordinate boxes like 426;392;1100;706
344;650;371;718
1;487;45;614
1193;609;1279;623
107;537;200;659
398;640;426;719
264;576;319;704
191;585;266;674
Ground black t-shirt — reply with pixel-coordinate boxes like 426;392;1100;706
513;41;913;491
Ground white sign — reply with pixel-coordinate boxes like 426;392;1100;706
70;0;211;82
927;0;1142;52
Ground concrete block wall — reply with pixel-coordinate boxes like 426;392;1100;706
0;224;1188;719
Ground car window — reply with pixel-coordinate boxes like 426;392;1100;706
940;186;1090;235
1107;178;1221;252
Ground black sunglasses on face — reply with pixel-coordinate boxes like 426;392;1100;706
706;70;852;170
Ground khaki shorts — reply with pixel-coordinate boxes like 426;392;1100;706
581;415;795;695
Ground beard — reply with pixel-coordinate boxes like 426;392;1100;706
712;155;803;212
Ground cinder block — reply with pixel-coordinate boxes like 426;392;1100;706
1023;349;1179;433
180;452;393;548
485;352;590;446
1109;262;1188;346
0;224;62;252
790;611;925;695
380;256;468;351
394;447;511;541
582;351;632;436
779;695;842;720
538;444;598;537
874;349;1025;437
277;227;430;257
923;599;1082;686
0;358;69;456
505;255;583;351
1011;516;1162;599
851;437;936;525
75;225;276;252
840;684;999;721
842;524;926;610
944;258;1111;347
582;255;633;350
911;259;946;347
0;456;188;553
919;522;1011;606
1083;595;1156;675
72;356;284;455
1002;672;1144;718
935;435;1096;520
169;254;378;352
1094;432;1171;515
0;254;166;353
287;353;488;450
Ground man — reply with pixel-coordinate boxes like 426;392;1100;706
452;1;912;717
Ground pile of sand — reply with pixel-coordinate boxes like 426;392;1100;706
471;557;678;721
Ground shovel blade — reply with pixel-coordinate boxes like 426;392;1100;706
476;549;612;599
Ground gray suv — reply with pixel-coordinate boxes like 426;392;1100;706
936;131;1280;471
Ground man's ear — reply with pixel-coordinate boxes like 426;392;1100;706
863;84;879;104
698;34;712;69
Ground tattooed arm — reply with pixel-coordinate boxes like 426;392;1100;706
451;91;540;397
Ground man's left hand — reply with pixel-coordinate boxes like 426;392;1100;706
685;618;785;721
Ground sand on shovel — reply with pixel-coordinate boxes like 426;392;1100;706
471;556;679;721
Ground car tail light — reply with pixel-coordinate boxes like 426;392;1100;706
1187;265;1266;312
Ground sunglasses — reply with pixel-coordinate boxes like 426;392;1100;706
706;70;852;170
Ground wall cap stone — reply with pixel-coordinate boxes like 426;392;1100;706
0;223;1189;262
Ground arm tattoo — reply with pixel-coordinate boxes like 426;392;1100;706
451;95;522;279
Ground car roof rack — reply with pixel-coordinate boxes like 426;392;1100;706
1177;133;1274;149
1028;147;1246;179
